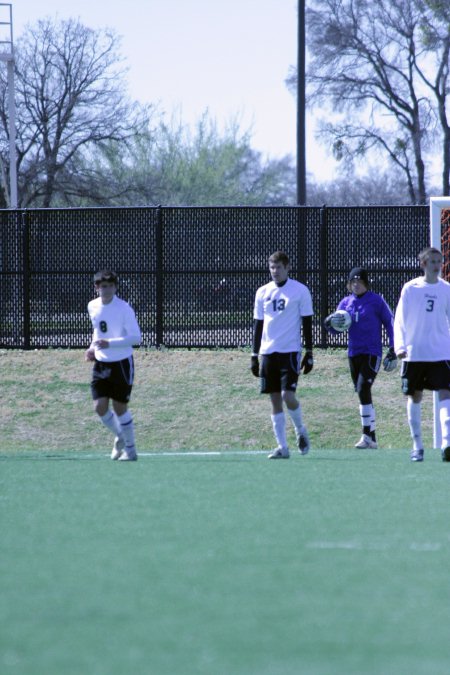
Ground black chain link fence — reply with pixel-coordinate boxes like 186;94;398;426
0;205;428;349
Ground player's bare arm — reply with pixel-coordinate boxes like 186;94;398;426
85;347;96;361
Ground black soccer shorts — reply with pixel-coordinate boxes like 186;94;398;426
259;352;300;394
400;360;450;395
91;356;135;403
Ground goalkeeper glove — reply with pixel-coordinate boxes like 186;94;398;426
250;355;260;377
329;312;347;329
383;347;398;372
325;312;348;330
324;314;333;329
301;350;314;375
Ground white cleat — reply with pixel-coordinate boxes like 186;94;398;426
118;447;138;461
268;447;290;459
111;436;125;460
355;434;378;449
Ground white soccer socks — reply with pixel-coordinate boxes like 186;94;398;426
439;399;450;450
100;409;136;460
100;410;122;437
117;410;137;451
407;399;422;451
370;407;376;436
288;404;303;436
359;403;375;436
271;412;288;451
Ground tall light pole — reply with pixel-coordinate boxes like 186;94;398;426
297;0;306;205
0;3;16;208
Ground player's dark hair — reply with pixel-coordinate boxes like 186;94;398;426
94;269;118;286
268;251;290;267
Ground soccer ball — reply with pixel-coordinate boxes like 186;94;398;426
331;309;352;332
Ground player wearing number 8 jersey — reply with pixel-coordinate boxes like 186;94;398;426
394;247;450;462
85;270;141;461
251;251;314;459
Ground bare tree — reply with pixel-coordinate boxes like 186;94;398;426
416;0;450;196
0;17;147;207
287;0;450;203
306;168;419;205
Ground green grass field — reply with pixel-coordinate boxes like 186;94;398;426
2;349;449;674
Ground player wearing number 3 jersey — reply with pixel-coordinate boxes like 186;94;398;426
85;270;141;461
251;251;314;459
394;247;450;462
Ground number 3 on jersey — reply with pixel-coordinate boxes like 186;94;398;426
272;298;286;312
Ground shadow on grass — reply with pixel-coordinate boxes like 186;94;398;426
0;448;399;462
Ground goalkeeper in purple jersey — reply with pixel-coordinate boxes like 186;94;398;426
325;267;396;450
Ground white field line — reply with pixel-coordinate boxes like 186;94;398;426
306;540;443;552
5;449;272;460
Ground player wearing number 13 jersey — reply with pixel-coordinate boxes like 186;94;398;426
251;251;314;460
85;270;141;461
394;247;450;462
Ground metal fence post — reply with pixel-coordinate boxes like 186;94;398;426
319;205;329;348
155;206;163;348
21;210;30;348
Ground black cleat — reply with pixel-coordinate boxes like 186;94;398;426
441;447;450;462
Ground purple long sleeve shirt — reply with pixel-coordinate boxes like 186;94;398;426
336;291;394;357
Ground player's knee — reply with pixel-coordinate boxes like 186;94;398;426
356;380;372;405
113;401;128;417
94;398;108;416
282;390;298;408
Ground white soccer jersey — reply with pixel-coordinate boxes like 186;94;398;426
88;295;141;362
394;276;450;361
253;278;313;354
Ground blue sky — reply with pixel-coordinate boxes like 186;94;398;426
10;0;337;178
